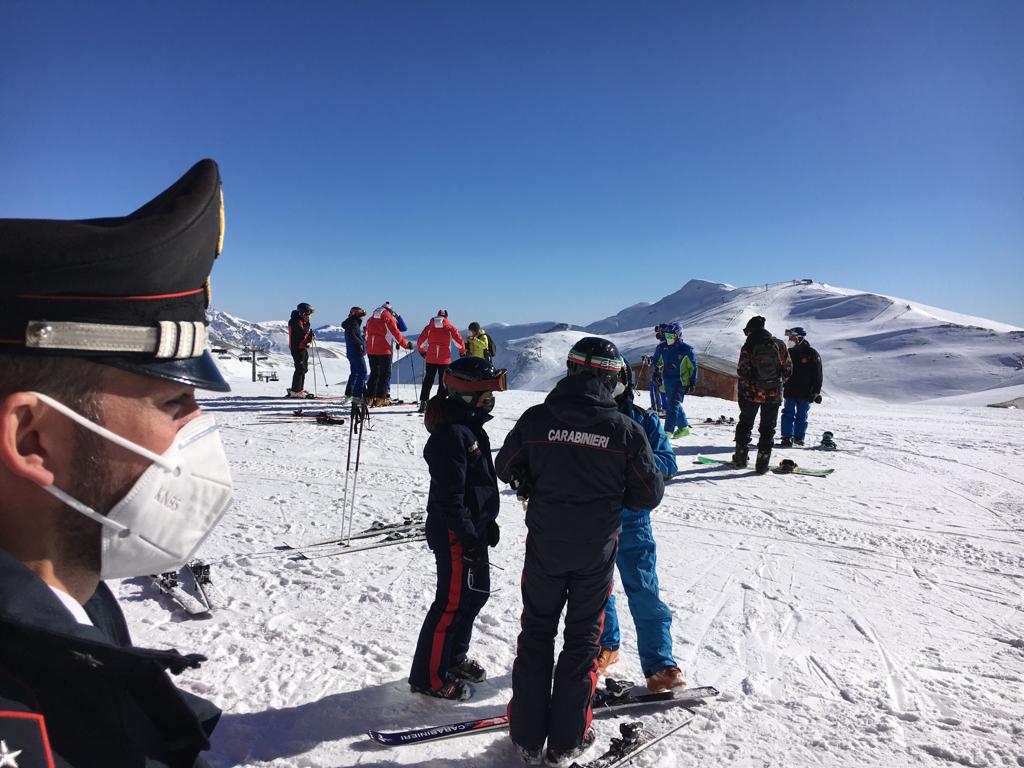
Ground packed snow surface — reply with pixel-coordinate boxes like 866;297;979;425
117;362;1024;767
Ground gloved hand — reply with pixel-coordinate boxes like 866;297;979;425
404;341;413;350
685;384;695;395
486;521;500;547
813;394;823;404
419;350;426;358
309;331;315;340
461;539;483;565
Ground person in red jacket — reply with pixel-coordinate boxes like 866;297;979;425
364;302;412;406
416;309;467;413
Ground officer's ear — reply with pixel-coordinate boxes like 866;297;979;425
0;393;64;487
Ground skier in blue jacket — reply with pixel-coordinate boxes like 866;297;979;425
652;322;697;438
597;362;685;692
342;306;368;400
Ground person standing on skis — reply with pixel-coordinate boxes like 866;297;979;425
779;326;823;448
364;302;412;406
287;302;315;398
408;357;508;700
596;361;684;693
496;337;664;766
652;322;697;438
416;309;466;413
342;306;368;402
734;316;792;473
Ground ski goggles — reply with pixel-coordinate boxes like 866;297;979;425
445;368;508;394
663;333;677;343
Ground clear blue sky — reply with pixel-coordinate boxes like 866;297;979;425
2;1;1022;329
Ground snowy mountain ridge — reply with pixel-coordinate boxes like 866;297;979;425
208;279;1024;404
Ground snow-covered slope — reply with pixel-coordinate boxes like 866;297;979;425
117;374;1024;768
473;280;1024;404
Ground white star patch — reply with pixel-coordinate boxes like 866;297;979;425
0;740;22;768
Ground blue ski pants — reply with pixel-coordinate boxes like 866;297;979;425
781;398;812;441
346;353;367;398
649;380;664;412
599;513;676;677
662;383;688;433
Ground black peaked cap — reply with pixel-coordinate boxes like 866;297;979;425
0;159;229;391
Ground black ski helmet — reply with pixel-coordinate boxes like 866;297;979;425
566;337;625;389
444;356;508;411
297;302;314;315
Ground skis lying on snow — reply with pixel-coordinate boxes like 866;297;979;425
283;516;426;551
291;528;427;560
150;561;220;615
257;409;347;426
695;455;834;477
367;681;719;747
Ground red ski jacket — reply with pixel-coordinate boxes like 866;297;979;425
365;306;411;355
288;311;313;351
417;317;466;365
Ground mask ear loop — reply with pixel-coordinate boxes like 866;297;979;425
31;391;176;472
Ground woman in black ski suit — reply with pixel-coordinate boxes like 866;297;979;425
408;356;508;700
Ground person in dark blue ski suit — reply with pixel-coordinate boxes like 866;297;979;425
647;325;666;413
408;357;508;700
342;306;368;400
652;322;697;438
597;362;684;692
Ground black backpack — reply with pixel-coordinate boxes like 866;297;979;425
749;339;782;389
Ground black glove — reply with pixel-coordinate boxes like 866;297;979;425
813;394;823;404
461;539;483;565
685;384;695;395
419;350;426;358
486;521;500;547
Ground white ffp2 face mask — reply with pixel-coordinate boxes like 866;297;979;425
31;392;234;579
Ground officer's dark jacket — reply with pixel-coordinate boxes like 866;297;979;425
782;340;823;400
495;374;664;544
423;409;500;549
0;548;219;767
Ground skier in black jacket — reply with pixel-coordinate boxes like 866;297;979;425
409;357;509;700
734;316;793;473
496;337;664;765
287;302;315;397
780;326;823;447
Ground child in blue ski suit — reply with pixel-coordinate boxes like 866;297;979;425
342;306;368;399
652;323;697;438
598;364;684;691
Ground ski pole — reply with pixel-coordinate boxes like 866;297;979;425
312;339;328;388
346;404;366;540
341;405;356;543
310;345;318;397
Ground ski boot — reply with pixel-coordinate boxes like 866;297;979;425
646;666;686;692
545;727;595;767
820;431;837;451
779;436;793;448
671;427;691;438
731;446;749;468
516;745;544;766
793;438;805;447
596;647;620;675
417;400;427;414
755;449;771;474
410;675;472;701
448;657;486;684
286;389;308;399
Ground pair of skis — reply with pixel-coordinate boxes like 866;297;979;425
695;454;835;477
283;517;428;561
150;560;220;616
367;679;719;747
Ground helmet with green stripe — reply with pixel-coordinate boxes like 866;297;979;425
567;336;626;392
